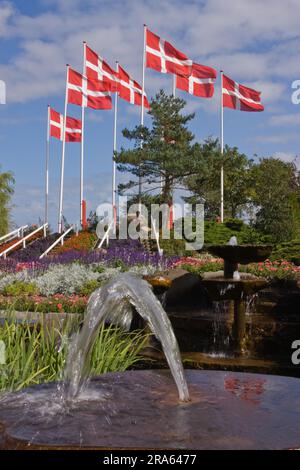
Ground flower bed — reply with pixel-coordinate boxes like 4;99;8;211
0;293;88;313
172;255;300;284
11;233;59;261
54;231;97;253
241;259;300;283
172;255;224;273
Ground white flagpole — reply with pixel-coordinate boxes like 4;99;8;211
112;61;119;231
58;64;69;234
45;105;50;225
80;41;86;228
172;74;176;97
139;24;147;204
220;70;224;223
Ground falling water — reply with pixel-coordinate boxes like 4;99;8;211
63;273;190;402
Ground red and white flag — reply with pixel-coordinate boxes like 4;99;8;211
118;65;150;108
49;108;82;142
85;44;119;92
146;28;192;77
67;67;112;110
222;74;264;112
176;62;217;98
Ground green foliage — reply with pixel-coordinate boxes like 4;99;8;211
2;281;37;297
0;319;147;392
251;158;300;242
184;140;253;219
0;167;15;236
270;239;300;265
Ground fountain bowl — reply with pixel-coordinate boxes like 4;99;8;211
207;245;273;265
201;272;268;301
1;370;300;450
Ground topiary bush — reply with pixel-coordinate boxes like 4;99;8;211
224;218;244;231
204;220;271;246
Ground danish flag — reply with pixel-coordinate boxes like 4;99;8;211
67;67;112;110
118;65;150;108
85;44;119;92
49;108;82;142
176;62;217;98
146;28;192;77
222;74;264;112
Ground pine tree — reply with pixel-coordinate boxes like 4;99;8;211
115;90;201;205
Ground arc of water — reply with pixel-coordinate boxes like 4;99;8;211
64;273;190;402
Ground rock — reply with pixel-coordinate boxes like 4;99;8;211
160;268;212;311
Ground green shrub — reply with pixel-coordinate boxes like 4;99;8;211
160;237;189;256
79;279;102;296
111;259;129;271
224;218;244;231
181;261;223;275
2;281;37;297
270;239;300;265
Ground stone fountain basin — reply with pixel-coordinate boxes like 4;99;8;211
207;245;273;264
201;272;268;301
1;370;300;450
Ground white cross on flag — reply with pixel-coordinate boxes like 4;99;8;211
222;74;264;112
118;65;150;108
146;28;192;77
50;108;82;142
85;44;119;92
67;67;112;110
176;62;217;98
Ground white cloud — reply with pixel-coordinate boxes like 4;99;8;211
269;113;300;126
1;0;300;104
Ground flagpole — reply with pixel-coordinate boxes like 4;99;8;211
58;64;69;234
172;74;176;97
139;24;147;205
80;41;86;228
220;70;224;223
45;104;50;225
112;61;119;232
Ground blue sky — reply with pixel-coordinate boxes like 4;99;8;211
1;0;300;231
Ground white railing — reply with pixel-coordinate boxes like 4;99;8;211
0;225;28;245
39;225;75;259
97;220;114;249
151;217;163;257
0;224;48;259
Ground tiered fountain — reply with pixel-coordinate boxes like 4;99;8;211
201;238;272;353
1;270;300;449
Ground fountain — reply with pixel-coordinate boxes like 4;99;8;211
1;273;300;450
201;240;273;353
